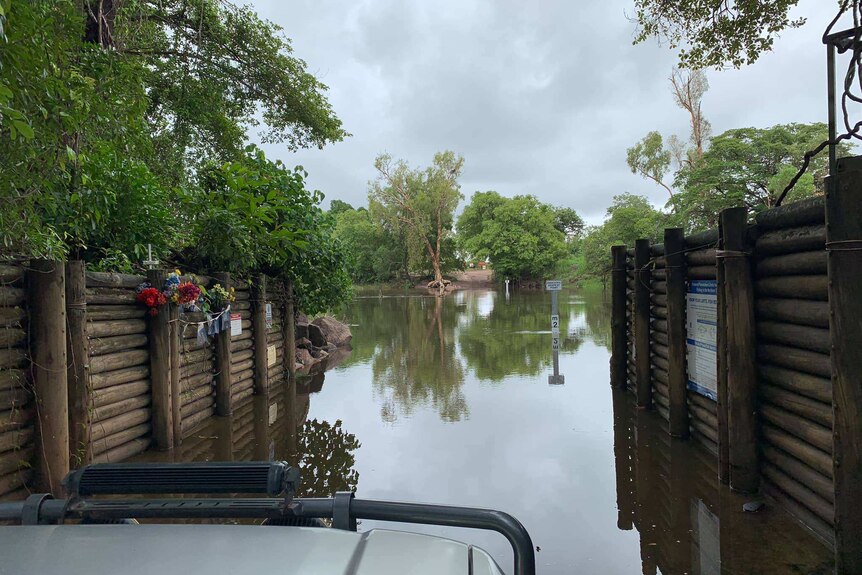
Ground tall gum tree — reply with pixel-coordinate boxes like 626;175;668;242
369;151;464;293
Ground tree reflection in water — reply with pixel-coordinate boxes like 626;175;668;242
297;418;360;497
340;286;614;422
358;295;469;423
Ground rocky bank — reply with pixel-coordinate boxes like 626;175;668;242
294;314;352;372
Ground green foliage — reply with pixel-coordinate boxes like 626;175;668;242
121;0;348;175
553;207;586;238
669;123;848;230
369;151;464;283
458;192;569;280
0;0;345;270
329;200;355;216
627;131;673;197
188;146;310;275
632;0;806;69
186;146;352;314
333;207;404;283
0;1;152;256
581;193;667;279
286;209;354;316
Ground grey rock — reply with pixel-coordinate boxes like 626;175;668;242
307;323;327;347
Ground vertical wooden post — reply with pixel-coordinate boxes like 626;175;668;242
611;245;628;390
65;261;91;466
634;239;652;409
214;272;233;416
284;280;296;380
169;304;181;447
252;274;268;395
29;260;69;493
664;228;689;437
719;207;758;493
147;269;173;450
716;229;731;484
826;156;862;573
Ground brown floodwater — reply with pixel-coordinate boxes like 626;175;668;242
136;286;833;574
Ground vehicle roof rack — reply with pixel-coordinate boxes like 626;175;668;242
0;462;535;575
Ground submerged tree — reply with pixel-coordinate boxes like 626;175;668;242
369;151;464;291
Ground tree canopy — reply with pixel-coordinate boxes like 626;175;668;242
369;151;464;288
670;123;848;229
632;0;806;69
0;0;351;313
458;192;570;280
1;0;346;260
581;193;667;279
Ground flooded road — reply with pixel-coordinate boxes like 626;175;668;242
144;286;833;574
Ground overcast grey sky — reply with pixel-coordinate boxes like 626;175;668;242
250;0;844;225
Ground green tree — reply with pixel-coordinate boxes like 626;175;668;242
627;69;711;202
458;192;568;280
632;0;806;69
581;193;667;280
329;200;355;216
369;151;464;289
0;0;345;260
670;123;849;230
185;147;352;314
553;207;586;239
332;205;411;283
626;131;674;197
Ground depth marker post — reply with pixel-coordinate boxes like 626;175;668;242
546;279;564;385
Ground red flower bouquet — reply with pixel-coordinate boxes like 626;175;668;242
176;282;201;305
136;287;168;316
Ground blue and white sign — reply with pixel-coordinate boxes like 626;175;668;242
686;280;717;400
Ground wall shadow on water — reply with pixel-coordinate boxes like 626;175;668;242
612;389;833;574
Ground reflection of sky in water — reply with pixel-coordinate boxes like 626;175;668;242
315;287;641;573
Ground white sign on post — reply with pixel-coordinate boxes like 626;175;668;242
686;280;718;400
265;303;273;329
550;314;560;334
551;336;560;350
230;313;242;336
545;280;562;291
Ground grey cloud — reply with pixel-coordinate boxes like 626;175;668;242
251;0;842;224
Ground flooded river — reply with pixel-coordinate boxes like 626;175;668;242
145;286;834;574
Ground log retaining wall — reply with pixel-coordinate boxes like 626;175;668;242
609;178;862;569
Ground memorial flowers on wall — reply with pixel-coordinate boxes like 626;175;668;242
135;285;168;316
136;270;208;316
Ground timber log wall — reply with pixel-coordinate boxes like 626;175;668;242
0;266;299;500
610;157;862;571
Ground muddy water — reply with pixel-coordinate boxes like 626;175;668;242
143;286;833;574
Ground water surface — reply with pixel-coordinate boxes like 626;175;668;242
150;286;834;574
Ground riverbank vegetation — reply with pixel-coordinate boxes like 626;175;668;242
2;2;843;295
1;0;351;313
